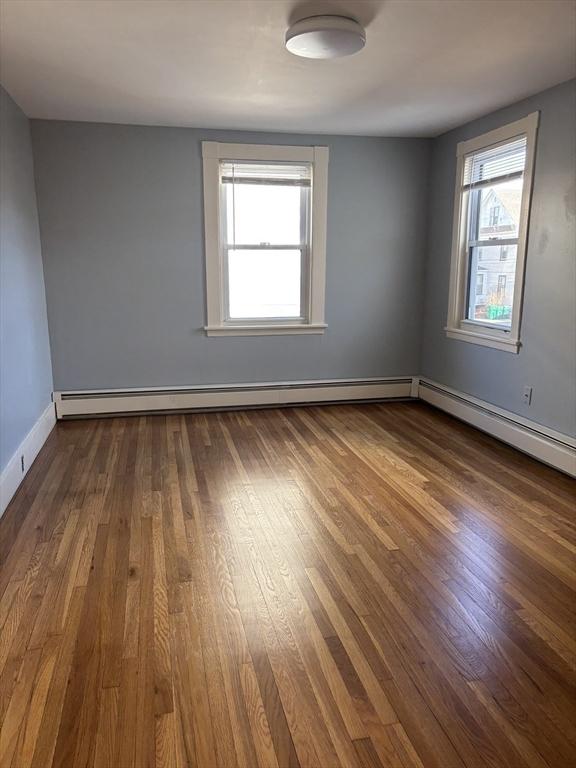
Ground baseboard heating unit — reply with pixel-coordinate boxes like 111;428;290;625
54;377;414;419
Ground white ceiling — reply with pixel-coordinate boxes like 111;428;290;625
1;0;575;137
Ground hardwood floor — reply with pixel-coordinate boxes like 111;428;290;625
0;402;575;768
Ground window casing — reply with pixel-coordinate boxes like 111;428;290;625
446;113;539;353
202;142;329;336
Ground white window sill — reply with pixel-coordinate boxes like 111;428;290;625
205;323;327;337
445;326;520;353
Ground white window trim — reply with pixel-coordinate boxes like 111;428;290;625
446;112;539;354
202;141;329;336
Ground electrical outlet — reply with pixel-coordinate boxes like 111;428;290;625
21;455;25;473
522;386;532;406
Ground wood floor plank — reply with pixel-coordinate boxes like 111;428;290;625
0;402;574;767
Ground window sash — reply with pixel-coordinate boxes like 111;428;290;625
465;243;515;328
461;143;526;331
462;232;516;329
221;174;310;248
222;245;309;323
220;169;310;323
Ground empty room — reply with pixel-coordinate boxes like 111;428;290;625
1;1;575;766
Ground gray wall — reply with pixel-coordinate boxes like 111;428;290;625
0;87;53;472
30;121;430;391
421;79;576;436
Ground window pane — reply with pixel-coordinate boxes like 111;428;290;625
469;178;523;242
463;137;527;186
467;244;517;326
228;249;302;319
225;184;303;245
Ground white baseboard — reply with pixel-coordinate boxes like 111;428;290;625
54;377;415;419
418;378;576;477
0;402;57;517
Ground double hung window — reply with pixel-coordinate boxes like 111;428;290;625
202;142;329;336
446;113;539;352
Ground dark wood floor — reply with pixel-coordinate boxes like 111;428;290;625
0;402;575;768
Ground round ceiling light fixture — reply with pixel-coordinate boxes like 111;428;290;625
285;15;366;59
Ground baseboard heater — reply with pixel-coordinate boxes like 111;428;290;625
54;377;414;419
418;378;576;477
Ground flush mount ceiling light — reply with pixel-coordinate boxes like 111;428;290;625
285;15;366;59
